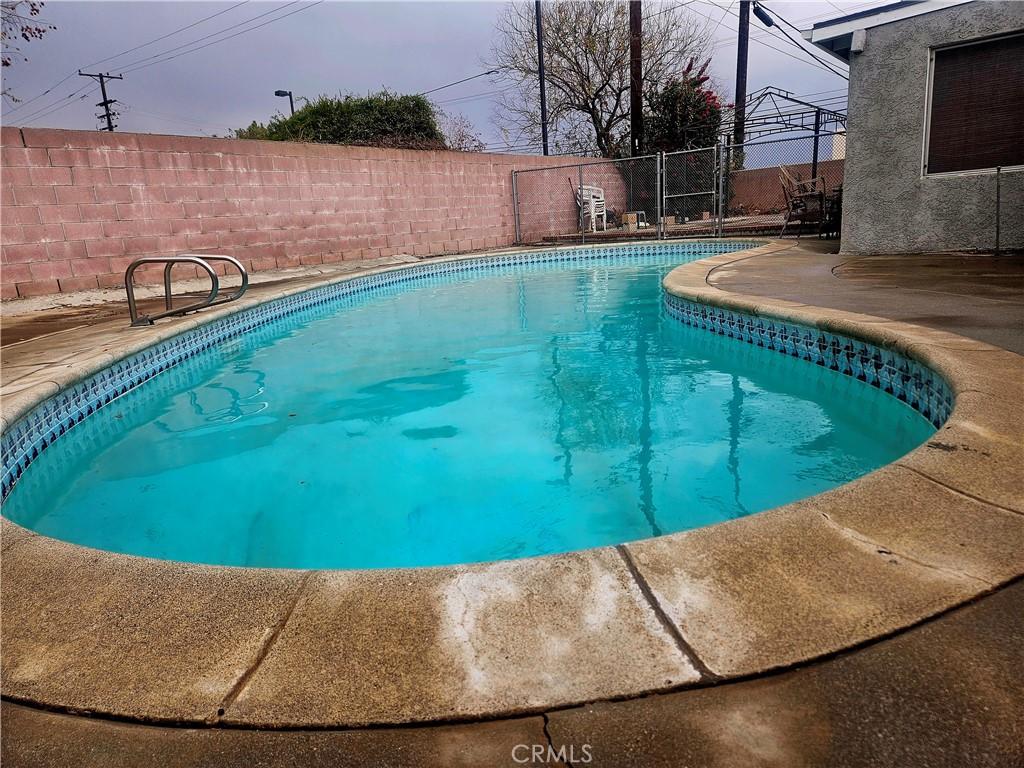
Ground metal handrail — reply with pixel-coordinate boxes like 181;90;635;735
125;253;248;327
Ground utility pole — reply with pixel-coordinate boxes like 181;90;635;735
629;0;643;156
79;71;123;132
534;0;549;155
733;1;750;148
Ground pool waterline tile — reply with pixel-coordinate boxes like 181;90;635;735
662;293;954;430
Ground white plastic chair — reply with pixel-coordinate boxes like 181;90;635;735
569;179;607;232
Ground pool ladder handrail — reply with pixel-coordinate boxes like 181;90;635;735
125;253;248;327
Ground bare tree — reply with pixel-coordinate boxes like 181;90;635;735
438;110;486;152
2;1;54;102
488;1;711;157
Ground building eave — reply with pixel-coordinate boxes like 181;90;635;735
801;0;975;62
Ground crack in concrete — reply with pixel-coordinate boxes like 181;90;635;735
542;712;574;768
614;545;720;682
896;463;1023;518
818;512;995;588
214;570;315;722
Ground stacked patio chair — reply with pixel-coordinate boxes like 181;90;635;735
569;179;608;232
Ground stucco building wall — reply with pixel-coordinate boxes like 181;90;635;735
841;1;1024;254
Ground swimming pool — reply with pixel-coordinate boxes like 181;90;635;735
1;242;944;569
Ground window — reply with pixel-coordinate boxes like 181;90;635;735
925;33;1024;175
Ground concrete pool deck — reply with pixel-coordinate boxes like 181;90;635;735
1;240;1022;765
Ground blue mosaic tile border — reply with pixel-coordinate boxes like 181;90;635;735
0;241;757;503
663;293;954;429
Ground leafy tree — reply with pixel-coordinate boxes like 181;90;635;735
649;61;725;223
232;91;445;149
2;0;54;102
489;0;711;157
645;59;723;153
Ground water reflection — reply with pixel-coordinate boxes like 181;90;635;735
2;254;936;569
726;374;750;517
157;369;269;431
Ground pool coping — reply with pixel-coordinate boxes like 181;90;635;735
1;239;1022;728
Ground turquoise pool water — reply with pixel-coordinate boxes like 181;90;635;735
2;246;935;569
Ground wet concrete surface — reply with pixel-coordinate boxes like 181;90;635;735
0;258;421;346
546;578;1024;768
709;242;1024;355
4;580;1021;767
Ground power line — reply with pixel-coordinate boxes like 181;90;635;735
5;1;252;115
4;74;80;117
758;1;830;36
715;0;878;49
643;0;699;21
120;103;235;135
709;0;738;37
13;2;321;128
685;1;847;80
117;1;307;73
792;87;847;99
17;85;98;125
435;87;515;106
418;70;499;97
88;0;253;70
708;0;850;78
754;2;848;79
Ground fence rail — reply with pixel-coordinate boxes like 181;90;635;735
511;132;848;245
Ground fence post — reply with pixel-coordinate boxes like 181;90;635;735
511;170;521;245
663;151;671;233
716;142;727;238
995;166;1002;255
811;108;821;181
713;144;720;238
578;163;585;245
656;152;664;240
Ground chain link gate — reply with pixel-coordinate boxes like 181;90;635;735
511;132;846;244
661;145;722;239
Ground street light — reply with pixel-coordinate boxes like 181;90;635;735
274;89;294;116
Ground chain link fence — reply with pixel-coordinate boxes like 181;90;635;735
512;132;848;244
717;133;846;239
512;155;662;245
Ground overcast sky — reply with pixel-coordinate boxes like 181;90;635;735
0;0;877;151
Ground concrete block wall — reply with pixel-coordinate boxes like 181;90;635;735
0;127;578;299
